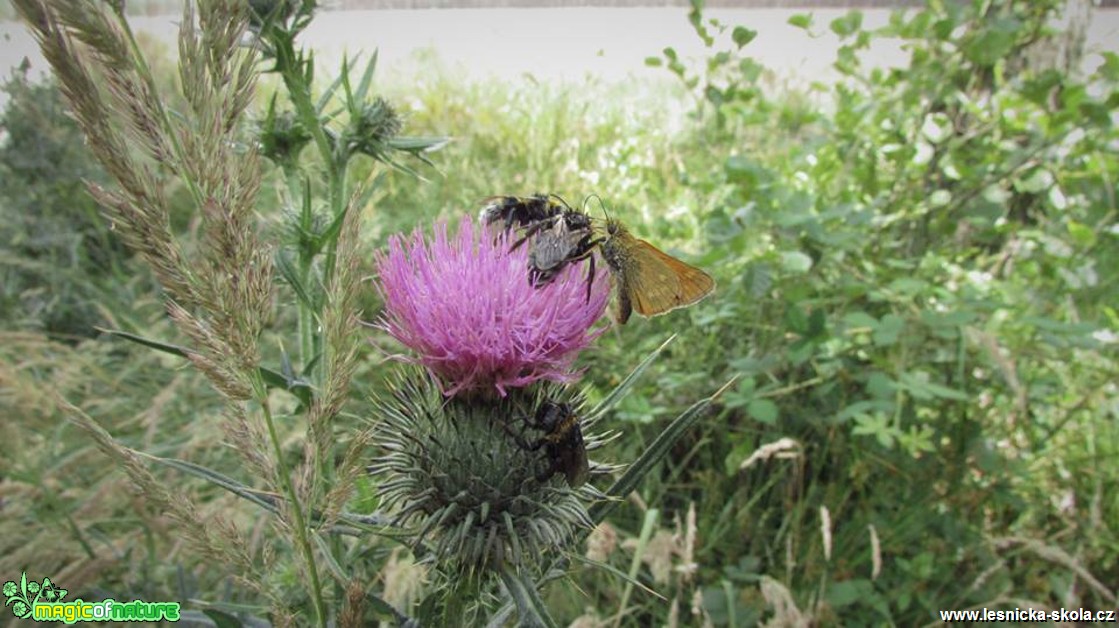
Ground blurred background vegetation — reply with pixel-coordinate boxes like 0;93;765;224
2;0;1117;625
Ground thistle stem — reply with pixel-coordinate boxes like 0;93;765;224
275;46;347;375
253;372;328;627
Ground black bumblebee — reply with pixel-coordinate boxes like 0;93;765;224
479;194;565;232
525;400;590;488
479;195;600;302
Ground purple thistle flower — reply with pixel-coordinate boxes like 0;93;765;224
374;216;609;397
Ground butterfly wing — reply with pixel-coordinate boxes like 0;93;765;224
624;237;716;318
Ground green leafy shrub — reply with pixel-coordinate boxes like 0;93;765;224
631;0;1119;623
0;69;131;338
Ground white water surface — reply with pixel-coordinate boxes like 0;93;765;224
3;8;1118;97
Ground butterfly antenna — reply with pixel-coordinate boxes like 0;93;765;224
583;193;610;222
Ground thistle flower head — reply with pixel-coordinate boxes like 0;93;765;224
369;214;615;581
370;367;606;576
374;217;609;397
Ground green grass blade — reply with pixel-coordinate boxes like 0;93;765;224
138;454;394;535
386;135;451;152
568;553;666;601
585;334;676;424
99;328;313;405
589;376;737;525
613;508;659;628
138;453;281;513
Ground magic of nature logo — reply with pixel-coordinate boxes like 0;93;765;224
4;572;181;623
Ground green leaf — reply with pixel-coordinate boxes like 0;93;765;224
842;311;878;329
732;26;757;49
835;44;859;75
354;49;379;102
785;303;809;335
962;17;1020;66
738;58;764;82
897;372;968;401
807;308;827;338
747;398;778;424
866;372;895;399
920;309;977;331
920;112;953;144
615;509;660;621
385;135;450;152
827;579;874;608
888;277;928;296
1067;221;1095;247
1097;51;1119;81
929;189;952;207
644;56;663;67
1048;185;1069;211
142;454;281;513
830;11;863;38
898;425;936;456
200;609;245;628
1014;168;1054;194
872;315;904;346
780;251;813;274
852;412;897;448
275;248;318;310
912;140;933;166
143;454;391;537
788;13;813;29
721;377;756;410
568;554;666;601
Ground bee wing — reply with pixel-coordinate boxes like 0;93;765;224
625;238;716;317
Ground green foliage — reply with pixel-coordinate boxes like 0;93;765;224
629;0;1119;623
0;69;130;338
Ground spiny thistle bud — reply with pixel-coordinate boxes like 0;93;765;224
347;97;404;161
370;369;609;575
369;216;612;577
257;98;312;168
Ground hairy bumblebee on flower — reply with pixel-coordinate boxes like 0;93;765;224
478;194;567;232
480;195;600;301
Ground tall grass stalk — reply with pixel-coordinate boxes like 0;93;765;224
12;1;438;623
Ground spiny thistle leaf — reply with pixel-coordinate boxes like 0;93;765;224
499;566;559;628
